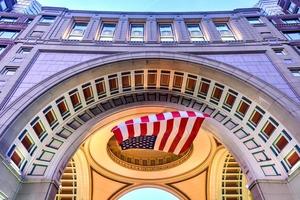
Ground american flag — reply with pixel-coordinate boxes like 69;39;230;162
111;111;209;155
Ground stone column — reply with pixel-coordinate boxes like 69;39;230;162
174;17;190;43
201;18;221;42
249;180;295;200
15;179;59;200
114;16;128;43
146;17;157;43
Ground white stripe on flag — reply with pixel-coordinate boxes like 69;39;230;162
163;118;182;152
173;117;197;155
154;118;168;150
119;123;129;141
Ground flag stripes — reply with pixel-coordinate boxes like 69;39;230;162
111;111;209;155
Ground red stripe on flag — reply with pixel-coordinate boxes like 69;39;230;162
113;128;123;144
186;111;196;117
127;124;134;138
159;119;174;151
156;113;165;120
179;117;205;154
171;111;180;118
125;119;134;125
153;121;160;136
168;117;189;153
140;116;149;122
140;123;147;136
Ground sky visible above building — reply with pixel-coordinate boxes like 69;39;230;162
38;0;259;12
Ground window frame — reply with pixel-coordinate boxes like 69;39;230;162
247;17;263;25
99;23;117;41
158;23;175;42
215;23;236;41
39;15;56;24
129;23;145;42
186;23;206;42
67;22;88;40
0;29;19;39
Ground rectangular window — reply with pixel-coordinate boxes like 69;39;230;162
187;24;205;42
82;84;94;103
99;23;116;41
68;22;88;40
11;150;24;168
43;108;57;127
3;67;17;75
147;70;157;87
159;24;174;42
285;150;300;168
273;48;286;55
32;120;46;139
0;30;19;39
160;71;170;88
95;78;106;97
18;47;32;54
282;18;300;24
121;72;131;90
211;84;224;103
0;0;7;11
30;31;44;38
56;98;69;118
290;69;300;77
288;2;296;13
40;15;56;23
0;17;17;22
134;70;144;88
0;45;6;55
273;135;289;152
20;133;34;152
284;32;300;40
215;23;236;41
130;24;144;42
247;17;263;25
69;90;82;110
198;78;210;98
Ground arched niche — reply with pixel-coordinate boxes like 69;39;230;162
0;52;298;199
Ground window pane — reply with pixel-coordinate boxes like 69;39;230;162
68;22;88;40
130;24;144;41
285;32;300;40
215;23;235;41
100;24;116;41
159;24;174;41
0;30;19;39
247;17;262;24
283;19;300;24
187;24;205;41
0;45;6;54
0;17;17;22
40;16;56;23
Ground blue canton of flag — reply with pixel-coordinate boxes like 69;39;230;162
120;136;157;150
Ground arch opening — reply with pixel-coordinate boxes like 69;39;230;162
0;55;298;199
118;187;180;200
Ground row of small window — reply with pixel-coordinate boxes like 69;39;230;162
0;16;34;23
66;21;238;42
287;1;300;14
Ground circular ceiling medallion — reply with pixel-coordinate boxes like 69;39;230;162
107;136;193;171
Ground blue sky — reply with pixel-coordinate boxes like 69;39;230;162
38;0;259;12
119;188;179;200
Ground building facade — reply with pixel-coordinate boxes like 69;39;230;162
278;0;300;14
0;0;17;12
255;0;283;15
0;5;299;200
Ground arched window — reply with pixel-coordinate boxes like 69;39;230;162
119;188;179;200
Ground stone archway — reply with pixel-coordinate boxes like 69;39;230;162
0;52;299;199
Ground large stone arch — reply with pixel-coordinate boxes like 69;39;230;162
0;52;299;199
